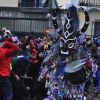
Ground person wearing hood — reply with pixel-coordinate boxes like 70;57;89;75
0;38;19;100
11;56;30;100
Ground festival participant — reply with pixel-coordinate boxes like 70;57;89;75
11;56;30;100
0;38;19;100
0;27;7;42
26;41;39;89
85;38;97;59
92;47;100;88
37;0;93;99
17;31;35;60
78;33;86;45
0;27;12;46
94;34;100;47
30;51;47;100
96;47;100;96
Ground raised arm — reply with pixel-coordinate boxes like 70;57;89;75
4;41;19;56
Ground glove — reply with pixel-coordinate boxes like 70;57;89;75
29;31;34;36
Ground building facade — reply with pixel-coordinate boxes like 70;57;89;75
0;0;99;38
57;0;100;40
0;0;59;38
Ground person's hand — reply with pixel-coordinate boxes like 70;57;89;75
23;74;27;79
29;31;34;37
3;32;7;37
15;75;20;81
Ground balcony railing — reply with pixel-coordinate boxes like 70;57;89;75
79;0;100;6
19;2;44;7
18;0;50;8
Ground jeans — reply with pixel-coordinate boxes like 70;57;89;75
0;77;13;100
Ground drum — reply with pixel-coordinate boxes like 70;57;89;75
64;60;90;85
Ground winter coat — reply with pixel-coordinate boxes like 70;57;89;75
0;41;19;77
29;42;38;64
85;43;97;58
11;57;28;76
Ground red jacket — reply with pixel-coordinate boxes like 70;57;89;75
0;41;19;77
29;43;38;64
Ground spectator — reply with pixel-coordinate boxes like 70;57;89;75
0;27;7;43
11;56;30;100
30;52;47;100
17;34;34;60
0;38;19;100
77;33;86;45
85;38;97;59
6;30;12;38
80;37;87;50
94;34;100;47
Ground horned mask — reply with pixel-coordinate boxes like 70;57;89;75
52;6;89;55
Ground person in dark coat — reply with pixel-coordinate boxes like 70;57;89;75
85;38;97;59
17;31;34;60
11;56;30;100
30;52;48;100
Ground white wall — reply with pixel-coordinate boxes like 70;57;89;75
0;0;18;7
57;0;79;8
88;9;100;35
57;0;68;9
79;9;100;36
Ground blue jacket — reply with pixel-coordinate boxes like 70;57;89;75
94;37;100;47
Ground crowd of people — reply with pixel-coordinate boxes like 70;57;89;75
1;25;100;100
38;32;100;100
1;0;100;100
0;27;59;100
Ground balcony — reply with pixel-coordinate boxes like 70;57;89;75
79;0;100;6
19;2;44;7
18;0;50;8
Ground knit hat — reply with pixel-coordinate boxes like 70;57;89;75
19;56;29;67
6;30;11;35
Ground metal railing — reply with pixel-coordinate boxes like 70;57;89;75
19;0;100;7
0;17;49;38
79;0;100;6
18;0;50;8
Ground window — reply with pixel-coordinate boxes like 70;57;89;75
95;21;100;36
21;0;48;7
